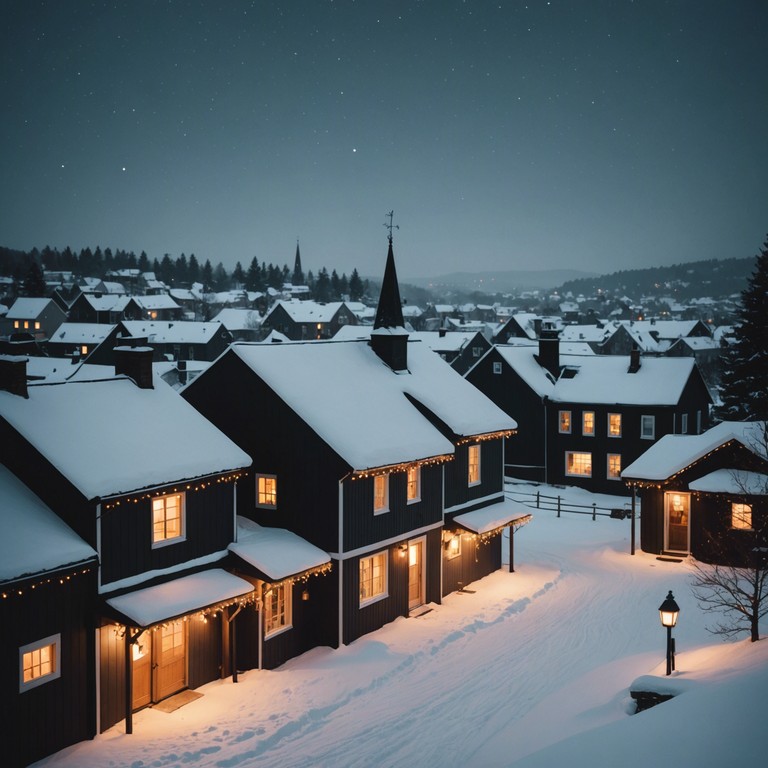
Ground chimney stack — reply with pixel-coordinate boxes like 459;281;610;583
628;345;641;374
0;355;28;398
537;323;560;378
114;341;154;389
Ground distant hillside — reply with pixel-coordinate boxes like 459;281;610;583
403;269;598;293
557;257;755;300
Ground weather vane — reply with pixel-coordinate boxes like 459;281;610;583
383;210;399;243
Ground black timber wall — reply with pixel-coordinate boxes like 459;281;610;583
444;439;504;510
442;531;502;596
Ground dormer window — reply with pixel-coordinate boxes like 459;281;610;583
152;492;185;547
256;474;277;508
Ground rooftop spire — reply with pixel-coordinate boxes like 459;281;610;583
292;239;304;285
374;212;405;330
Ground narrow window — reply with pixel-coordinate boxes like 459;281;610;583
359;551;388;605
152;492;185;546
13;320;19;329
19;634;61;692
406;465;421;504
34;321;41;330
492;361;502;374
468;444;481;486
80;345;88;356
256;474;277;508
446;534;462;560
582;411;595;436
696;410;702;434
264;582;292;636
607;454;622;480
731;503;753;530
373;473;389;514
23;320;29;329
641;415;655;440
559;410;572;434
608;413;622;437
681;413;689;434
565;451;592;477
472;346;482;357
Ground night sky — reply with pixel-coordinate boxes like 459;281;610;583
2;1;767;280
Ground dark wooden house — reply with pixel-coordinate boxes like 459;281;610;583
262;299;357;340
1;297;67;341
622;421;768;563
0;351;253;739
67;292;130;324
466;332;712;493
0;464;99;768
45;322;121;364
183;237;520;658
119;320;233;362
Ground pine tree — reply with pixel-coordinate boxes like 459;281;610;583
138;251;150;273
202;259;214;290
23;260;47;297
188;254;200;284
232;261;245;287
245;257;262;292
349;268;364;301
213;262;228;291
719;235;768;421
315;267;331;302
176;254;189;285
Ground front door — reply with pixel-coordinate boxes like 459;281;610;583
665;492;690;553
408;539;424;611
131;634;151;710
154;620;187;702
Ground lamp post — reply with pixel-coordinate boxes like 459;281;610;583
658;590;680;676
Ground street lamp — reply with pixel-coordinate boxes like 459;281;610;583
658;590;680;676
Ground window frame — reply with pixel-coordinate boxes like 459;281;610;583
406;465;421;504
558;410;572;434
151;492;186;548
373;473;389;515
607;453;622;480
641;415;655;440
467;444;481;487
255;473;278;509
681;413;689;434
565;451;592;477
582;411;595;437
731;502;753;531
264;582;293;637
608;413;622;438
446;533;462;560
492;361;502;374
19;633;61;692
359;550;388;607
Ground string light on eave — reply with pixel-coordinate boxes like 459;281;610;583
351;454;453;481
2;567;93;600
456;430;516;446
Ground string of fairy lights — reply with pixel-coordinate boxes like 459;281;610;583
1;567;94;600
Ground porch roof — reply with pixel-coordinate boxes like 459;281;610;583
230;517;331;582
452;498;533;535
688;469;768;496
105;569;254;628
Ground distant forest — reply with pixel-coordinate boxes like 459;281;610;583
0;245;369;302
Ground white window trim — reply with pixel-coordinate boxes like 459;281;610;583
151;492;186;549
681;413;689;434
446;533;462;560
565;451;592;478
559;410;572;434
608;412;622;438
264;582;293;638
406;466;421;505
492;361;502;374
373;473;390;515
582;411;595;437
359;550;389;607
468;444;481;487
606;453;622;480
19;633;61;693
255;473;278;509
641;415;655;440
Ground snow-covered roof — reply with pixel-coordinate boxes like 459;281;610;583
130;294;180;310
494;345;699;405
453;498;533;534
0;465;97;583
269;300;350;323
688;469;768;496
121;320;228;344
99;281;125;294
619;319;709;340
26;358;114;382
82;293;130;312
559;324;613;344
333;324;373;341
230;517;330;581
49;322;116;344
225;339;516;473
410;331;480;354
669;336;720;352
105;569;254;628
211;308;263;331
622;421;768;482
6;297;55;318
0;376;252;499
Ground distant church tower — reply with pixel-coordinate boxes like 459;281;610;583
292;240;304;285
371;212;409;372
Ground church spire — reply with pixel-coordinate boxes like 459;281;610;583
292;239;304;285
371;212;409;371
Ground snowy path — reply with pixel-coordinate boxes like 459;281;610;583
39;511;714;768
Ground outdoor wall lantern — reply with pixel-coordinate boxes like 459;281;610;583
658;590;680;676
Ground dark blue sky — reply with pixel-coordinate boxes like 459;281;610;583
1;0;766;280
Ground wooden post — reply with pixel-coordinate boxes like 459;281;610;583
592;503;596;521
125;630;133;735
631;486;637;555
557;496;561;518
227;605;243;682
508;524;515;573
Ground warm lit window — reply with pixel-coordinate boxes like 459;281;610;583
446;534;462;560
607;454;622;480
23;320;29;329
559;410;572;434
731;503;753;531
493;362;502;374
360;551;388;605
256;474;277;508
80;345;89;356
34;321;41;330
582;411;595;436
407;466;421;503
152;492;184;546
608;413;622;437
13;320;19;329
566;451;592;477
641;415;655;440
19;634;61;692
681;413;689;434
264;582;292;636
373;474;389;514
468;444;481;486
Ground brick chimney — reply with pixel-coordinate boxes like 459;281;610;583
114;344;154;389
537;326;560;378
628;345;641;374
0;355;28;398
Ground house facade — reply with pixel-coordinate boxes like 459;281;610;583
622;421;768;563
1;297;67;341
262;299;358;340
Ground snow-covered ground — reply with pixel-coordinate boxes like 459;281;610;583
35;482;768;768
